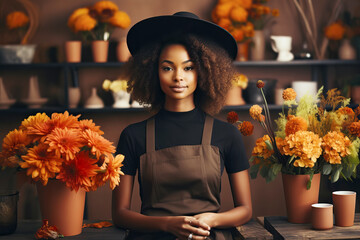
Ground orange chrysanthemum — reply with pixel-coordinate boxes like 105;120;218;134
46;128;84;161
108;11;131;29
249;105;263;121
322;131;351;164
348;121;360;137
56;151;99;192
6;11;29;30
20;143;62;185
278;131;322;168
78;119;104;135
282;88;296;101
230;27;245;42
92;154;124;190
285;116;308;136
1;129;31;157
252;135;274;160
227;111;239;124
238;121;254;136
81;129;116;158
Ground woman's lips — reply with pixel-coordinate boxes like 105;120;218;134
170;86;188;92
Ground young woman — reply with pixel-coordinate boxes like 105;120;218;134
112;12;252;240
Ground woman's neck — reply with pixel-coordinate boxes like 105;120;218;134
163;98;195;112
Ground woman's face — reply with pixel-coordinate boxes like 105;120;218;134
158;44;197;109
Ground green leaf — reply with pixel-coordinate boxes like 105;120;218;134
249;164;260;179
265;140;273;151
331;166;343;183
260;165;270;179
249;156;256;163
272;163;282;176
322;163;332;175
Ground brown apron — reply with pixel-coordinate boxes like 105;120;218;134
127;115;234;240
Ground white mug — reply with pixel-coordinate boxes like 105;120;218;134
270;36;294;61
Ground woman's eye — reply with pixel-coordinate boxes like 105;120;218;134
162;66;172;71
184;66;194;71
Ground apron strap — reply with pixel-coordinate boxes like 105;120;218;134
146;117;155;153
202;115;213;145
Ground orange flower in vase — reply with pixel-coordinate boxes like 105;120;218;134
0;111;124;236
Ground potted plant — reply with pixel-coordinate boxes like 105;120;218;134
228;81;360;223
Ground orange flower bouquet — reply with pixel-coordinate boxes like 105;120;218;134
67;0;131;41
228;81;360;188
211;0;279;42
0;111;124;192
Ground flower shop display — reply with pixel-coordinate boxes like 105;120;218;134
67;0;131;62
225;73;248;106
228;81;360;223
0;0;39;63
103;79;131;108
0;111;124;235
211;0;279;61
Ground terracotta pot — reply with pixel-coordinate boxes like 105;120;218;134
36;180;86;236
332;191;356;227
282;173;320;223
116;37;131;62
91;40;109;63
236;42;249;61
225;86;245;106
65;41;82;63
311;203;333;230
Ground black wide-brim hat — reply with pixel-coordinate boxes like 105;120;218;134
127;11;238;60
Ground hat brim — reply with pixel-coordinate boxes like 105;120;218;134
127;14;238;60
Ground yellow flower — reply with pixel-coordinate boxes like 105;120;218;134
6;11;29;29
103;79;128;92
325;22;346;41
232;73;248;89
252;135;274;160
92;0;119;16
249;105;263;121
279;131;322;168
282;88;296;101
108;11;131;29
322;131;351;164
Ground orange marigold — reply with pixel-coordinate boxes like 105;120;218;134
325;22;346;41
230;6;248;23
1;129;31;157
213;2;235;19
68;7;90;32
230;27;245;42
278;131;322;168
108;11;131;29
348;121;360;137
322;131;351;164
92;0;119;16
249;105;263;121
78;119;104;135
6;11;29;29
282;88;296;101
227;111;239;124
238;121;254;136
81;129;116;158
285;116;308;136
252;135;274;160
73;14;97;32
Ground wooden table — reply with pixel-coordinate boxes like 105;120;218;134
263;214;360;240
0;219;272;240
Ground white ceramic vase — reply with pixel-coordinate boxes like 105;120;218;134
112;90;131;108
84;88;104;109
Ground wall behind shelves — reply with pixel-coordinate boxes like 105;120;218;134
0;0;359;221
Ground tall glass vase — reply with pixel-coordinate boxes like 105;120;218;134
250;30;265;61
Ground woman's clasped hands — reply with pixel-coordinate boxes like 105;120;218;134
167;216;211;240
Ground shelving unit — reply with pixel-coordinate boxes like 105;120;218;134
0;59;359;114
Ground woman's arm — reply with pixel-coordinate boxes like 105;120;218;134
194;170;252;228
112;174;211;238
